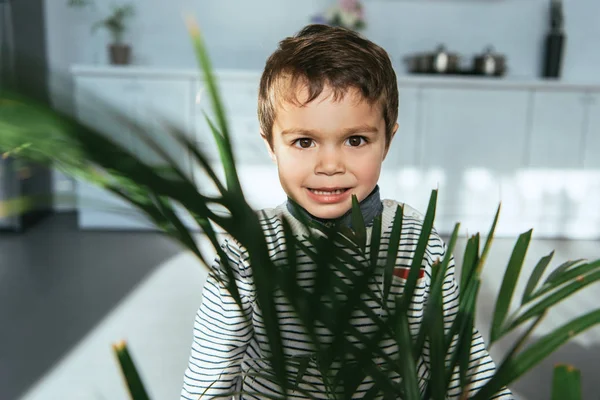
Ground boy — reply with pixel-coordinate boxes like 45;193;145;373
181;24;513;399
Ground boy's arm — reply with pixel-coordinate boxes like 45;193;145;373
425;235;513;399
181;240;253;400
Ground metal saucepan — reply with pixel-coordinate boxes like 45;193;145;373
404;45;461;74
472;46;507;77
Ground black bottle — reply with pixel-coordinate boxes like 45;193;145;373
542;0;566;78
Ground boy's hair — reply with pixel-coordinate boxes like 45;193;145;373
258;24;399;148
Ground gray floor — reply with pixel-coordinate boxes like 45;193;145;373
0;213;182;400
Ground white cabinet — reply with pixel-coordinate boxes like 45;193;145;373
417;87;530;233
74;74;196;229
191;76;281;212
420;87;530;170
131;78;194;173
75;76;152;229
379;86;425;217
71;66;600;238
584;93;600;169
387;86;421;167
75;76;137;152
192;77;266;165
527;91;588;169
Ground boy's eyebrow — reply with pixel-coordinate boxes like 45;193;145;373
280;124;379;136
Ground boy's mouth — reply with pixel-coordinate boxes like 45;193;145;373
307;187;349;195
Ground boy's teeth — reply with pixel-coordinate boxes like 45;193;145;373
311;189;345;195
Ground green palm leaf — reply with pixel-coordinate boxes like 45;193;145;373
551;364;582;400
112;340;150;400
382;204;403;305
490;229;532;344
521;251;555;304
461;235;480;302
400;189;437;312
473;309;600;399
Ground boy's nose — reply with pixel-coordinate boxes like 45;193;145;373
315;148;345;175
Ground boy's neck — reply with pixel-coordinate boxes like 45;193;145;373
286;185;383;229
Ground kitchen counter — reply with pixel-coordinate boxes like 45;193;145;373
71;65;600;92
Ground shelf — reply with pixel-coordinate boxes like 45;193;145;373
70;65;600;92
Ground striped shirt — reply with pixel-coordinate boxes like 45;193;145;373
181;199;514;399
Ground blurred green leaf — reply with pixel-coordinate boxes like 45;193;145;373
382;204;403;305
531;260;599;300
490;229;532;344
370;214;382;269
112;341;150;400
522;251;555;304
459;234;480;302
414;223;460;361
401;189;437;312
395;297;421;400
474;309;600;399
428;260;448;400
544;259;586;285
351;194;366;253
551;364;582;400
475;204;500;275
507;268;600;332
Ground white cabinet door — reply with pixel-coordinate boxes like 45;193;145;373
418;87;530;233
528;91;588;169
192;77;266;164
192;79;221;163
584;93;600;170
191;77;279;214
75;76;136;151
75;76;197;230
387;86;421;167
133;78;198;230
510;91;592;237
132;78;194;175
379;86;423;209
75;76;154;229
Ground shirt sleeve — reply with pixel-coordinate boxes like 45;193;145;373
180;239;254;400
423;234;514;400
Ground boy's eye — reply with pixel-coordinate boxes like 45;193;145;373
346;136;367;147
293;138;314;149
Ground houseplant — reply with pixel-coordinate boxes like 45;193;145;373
68;0;135;65
311;0;366;31
1;19;598;399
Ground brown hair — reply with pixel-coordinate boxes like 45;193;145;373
258;24;398;148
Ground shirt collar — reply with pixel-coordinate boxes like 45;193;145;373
286;185;383;230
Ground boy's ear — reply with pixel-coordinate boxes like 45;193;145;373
383;122;399;160
261;131;277;163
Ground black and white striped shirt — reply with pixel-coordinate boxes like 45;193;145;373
181;199;513;399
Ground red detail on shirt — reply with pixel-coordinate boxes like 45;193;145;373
393;267;425;280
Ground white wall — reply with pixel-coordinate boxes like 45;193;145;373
46;0;600;80
44;0;600;211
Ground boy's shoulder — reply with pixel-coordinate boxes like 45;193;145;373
381;198;425;221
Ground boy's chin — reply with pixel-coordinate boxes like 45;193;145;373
303;204;351;220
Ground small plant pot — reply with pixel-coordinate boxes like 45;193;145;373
109;44;131;65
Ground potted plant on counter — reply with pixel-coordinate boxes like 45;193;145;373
311;0;366;31
68;0;135;65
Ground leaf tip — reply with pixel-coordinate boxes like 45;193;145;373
112;339;127;352
185;15;201;38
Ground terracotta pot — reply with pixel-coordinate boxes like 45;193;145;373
109;44;131;65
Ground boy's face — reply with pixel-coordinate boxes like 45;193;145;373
263;84;397;220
